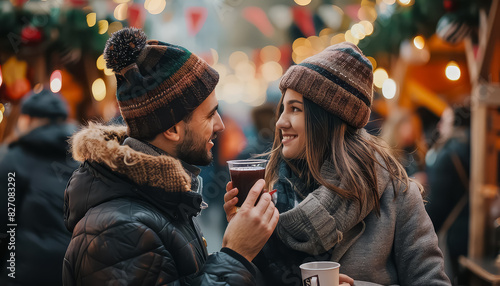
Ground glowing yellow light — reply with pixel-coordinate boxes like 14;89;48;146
351;23;366;40
360;20;374;35
260;61;283;82
235;61;256;82
229;51;248;69
260;46;281;63
87;13;96;27
113;0;131;3
0;66;2;88
211;49;219;65
373;68;389;88
213;64;228;79
398;0;413;6
344;30;360;45
0;103;4;113
294;45;312;57
308;36;324;52
445;61;461;81
98;20;109;34
383;0;396;4
367;56;377;69
33;83;43;94
104;68;114;76
96;54;105;70
358;6;377;22
108;22;124;36
92;78;107;101
382;78;396;99
114;3;128;21
292;38;308;50
145;0;166;15
330;33;345;45
413;35;425;49
0;110;3;124
319;28;334;37
294;0;312;6
50;70;62;93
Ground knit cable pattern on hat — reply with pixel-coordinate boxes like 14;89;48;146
279;42;373;129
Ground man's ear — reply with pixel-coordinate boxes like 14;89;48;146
162;121;184;142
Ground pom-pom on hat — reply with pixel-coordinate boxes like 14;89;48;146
104;27;219;139
279;42;373;129
21;89;68;120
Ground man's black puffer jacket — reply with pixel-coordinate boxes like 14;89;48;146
63;124;260;286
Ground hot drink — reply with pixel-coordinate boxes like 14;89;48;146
230;167;266;207
227;159;268;207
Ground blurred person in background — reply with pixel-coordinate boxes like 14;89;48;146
224;42;449;285
425;106;471;284
63;28;278;286
237;103;276;159
0;89;78;286
380;109;428;184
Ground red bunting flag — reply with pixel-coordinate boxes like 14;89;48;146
344;4;361;22
128;4;145;29
243;7;274;38
291;6;315;37
186;7;208;37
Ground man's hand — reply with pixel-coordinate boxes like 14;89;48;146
222;179;279;262
223;181;238;222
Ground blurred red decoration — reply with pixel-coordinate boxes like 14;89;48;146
292;6;316;37
243;7;275;38
443;0;456;11
11;0;28;7
344;5;361;22
128;4;145;29
186;7;208;37
67;0;88;6
21;26;43;45
6;78;30;101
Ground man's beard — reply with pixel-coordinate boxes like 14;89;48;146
176;127;213;166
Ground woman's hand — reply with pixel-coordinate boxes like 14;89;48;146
340;274;355;285
223;181;239;222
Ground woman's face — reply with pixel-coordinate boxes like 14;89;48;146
276;89;306;159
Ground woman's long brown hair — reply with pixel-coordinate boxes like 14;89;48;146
265;95;422;215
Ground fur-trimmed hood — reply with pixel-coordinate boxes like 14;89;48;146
71;122;191;192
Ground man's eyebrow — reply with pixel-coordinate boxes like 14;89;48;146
207;105;219;117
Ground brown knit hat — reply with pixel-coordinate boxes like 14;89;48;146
104;28;219;139
279;42;373;129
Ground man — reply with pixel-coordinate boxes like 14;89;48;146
0;89;78;285
62;27;278;285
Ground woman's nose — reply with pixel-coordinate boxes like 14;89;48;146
276;113;290;129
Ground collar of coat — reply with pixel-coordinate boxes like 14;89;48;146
71;122;192;193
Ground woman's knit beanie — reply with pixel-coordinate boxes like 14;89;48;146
279;42;373;129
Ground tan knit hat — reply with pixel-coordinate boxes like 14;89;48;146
279;42;373;129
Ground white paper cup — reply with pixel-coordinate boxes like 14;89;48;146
300;261;340;286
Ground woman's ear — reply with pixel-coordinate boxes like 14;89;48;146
162;121;184;142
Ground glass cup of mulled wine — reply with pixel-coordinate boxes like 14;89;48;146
227;159;268;207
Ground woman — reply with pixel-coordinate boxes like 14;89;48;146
224;42;450;286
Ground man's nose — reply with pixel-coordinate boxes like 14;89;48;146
215;112;225;133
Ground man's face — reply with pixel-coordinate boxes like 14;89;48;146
176;92;225;166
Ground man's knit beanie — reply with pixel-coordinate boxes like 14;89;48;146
104;27;219;139
279;42;373;129
21;89;68;120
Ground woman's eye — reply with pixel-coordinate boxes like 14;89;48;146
292;107;301;112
